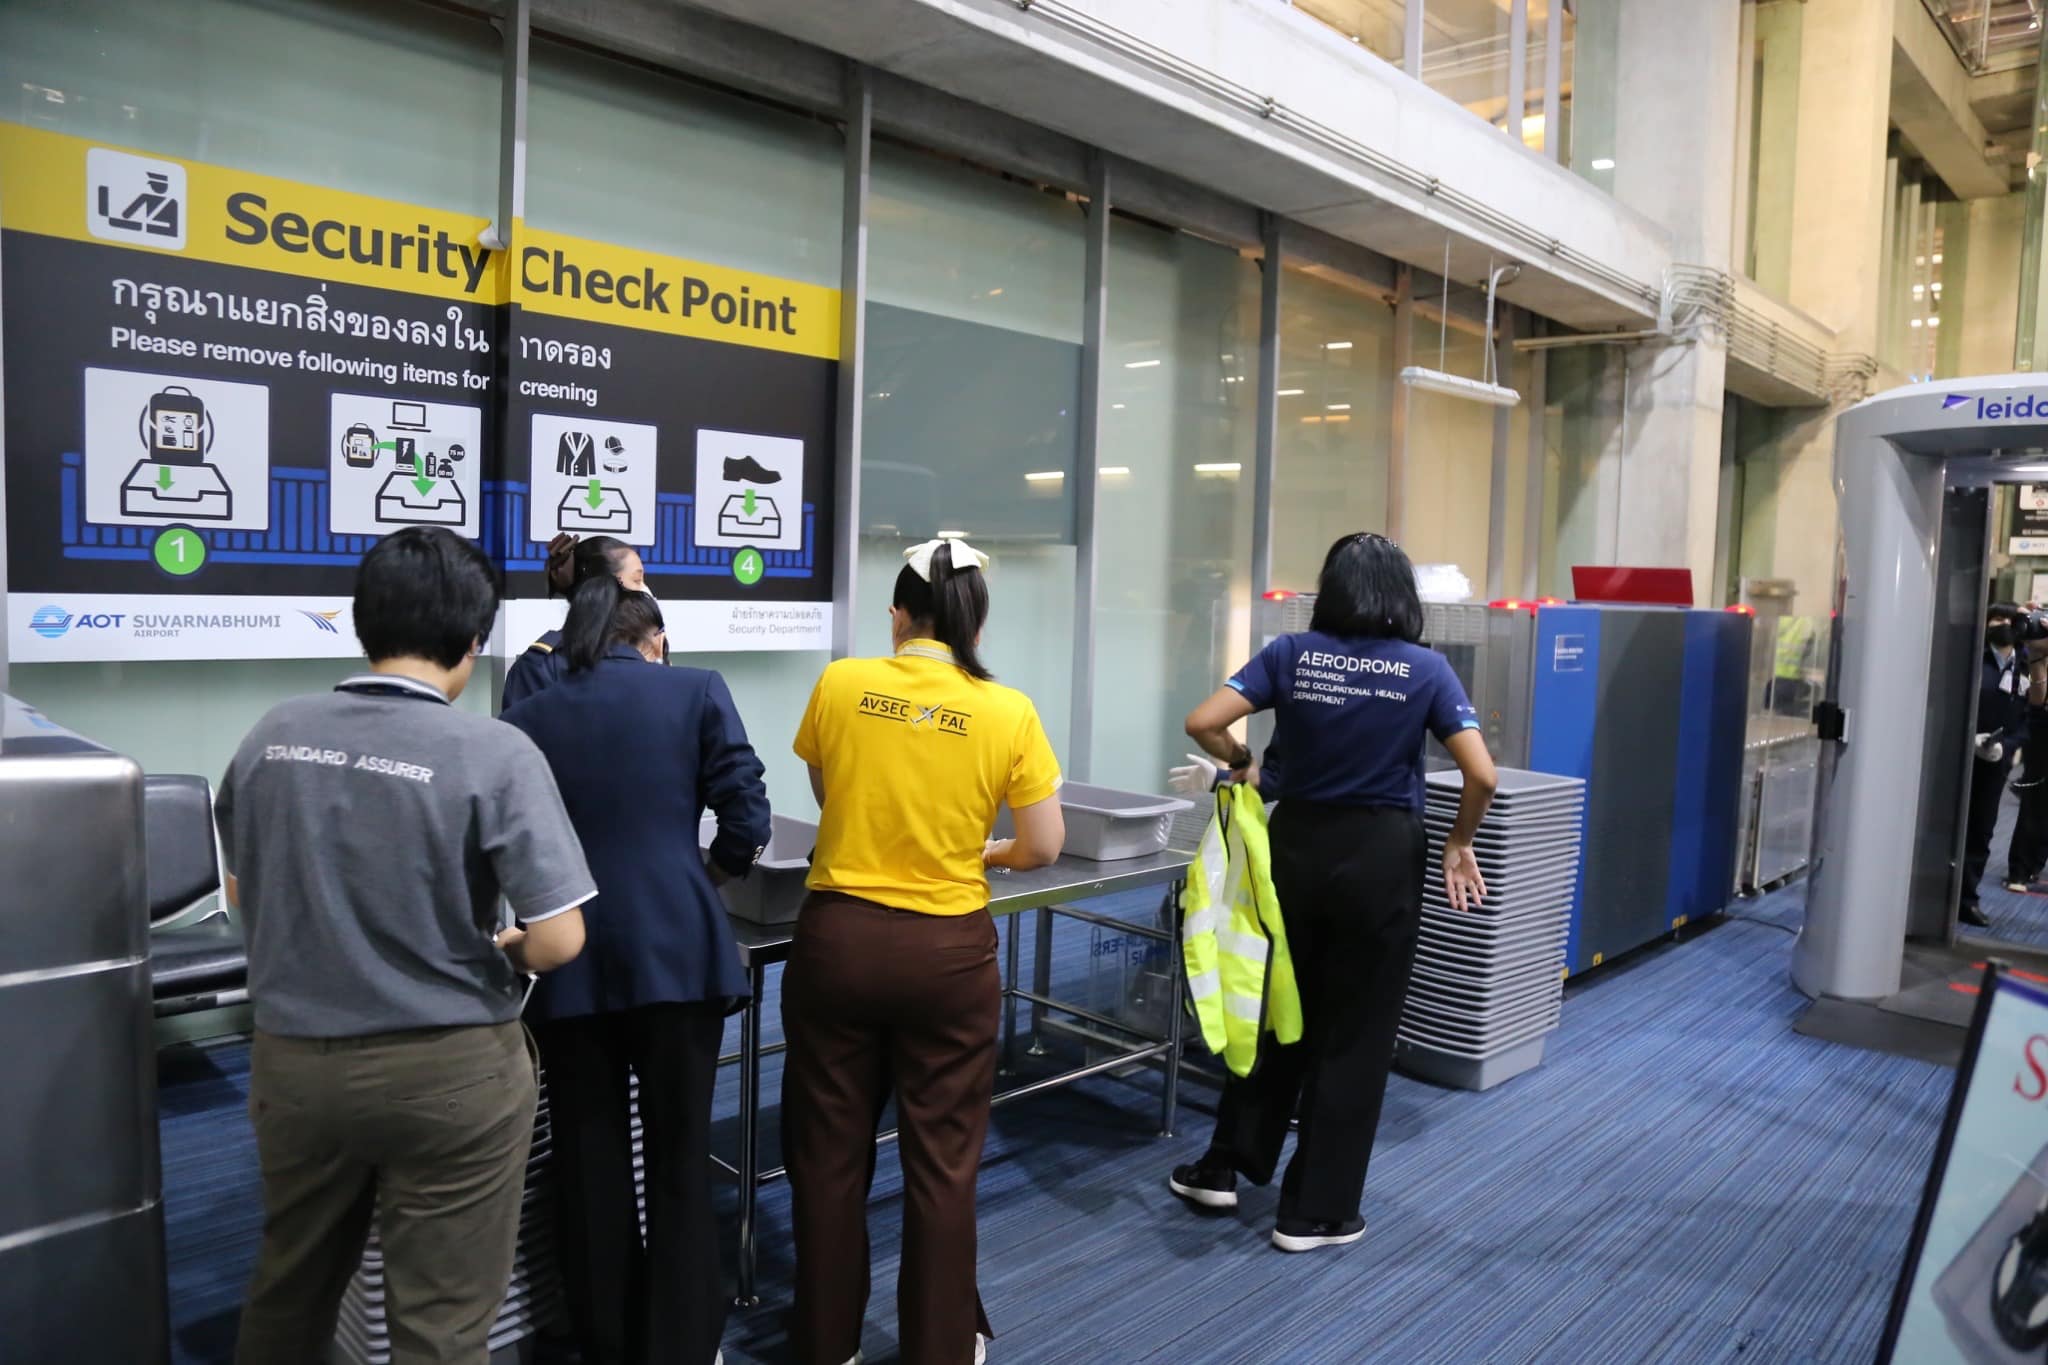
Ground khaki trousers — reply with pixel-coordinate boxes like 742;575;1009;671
781;892;1000;1365
234;1021;537;1365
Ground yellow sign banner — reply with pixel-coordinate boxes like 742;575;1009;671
0;122;839;359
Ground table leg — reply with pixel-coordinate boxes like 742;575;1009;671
1028;905;1053;1057
1161;878;1184;1138
734;962;763;1308
1001;913;1020;1073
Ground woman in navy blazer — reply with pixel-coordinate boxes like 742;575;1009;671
502;575;770;1365
503;533;651;708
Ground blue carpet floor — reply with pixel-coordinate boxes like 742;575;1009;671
159;883;1957;1364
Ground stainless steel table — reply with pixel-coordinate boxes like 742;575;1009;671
717;850;1194;1306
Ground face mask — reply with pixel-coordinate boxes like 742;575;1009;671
1989;623;2017;649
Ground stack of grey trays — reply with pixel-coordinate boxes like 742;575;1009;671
1395;766;1586;1092
331;1074;600;1364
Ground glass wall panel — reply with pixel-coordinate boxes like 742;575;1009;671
1420;0;1514;132
1290;0;1406;67
1566;0;1617;192
1742;0;1803;289
0;0;500;780
1089;219;1260;792
1524;0;1575;158
1404;304;1497;585
1270;266;1396;594
860;144;1086;761
524;40;843;811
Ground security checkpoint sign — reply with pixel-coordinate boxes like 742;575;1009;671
1880;970;2048;1362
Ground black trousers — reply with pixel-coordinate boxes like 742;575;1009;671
1964;755;2013;909
2013;739;2048;886
1204;802;1426;1225
532;1002;727;1365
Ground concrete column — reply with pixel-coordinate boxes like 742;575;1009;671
1574;0;1741;599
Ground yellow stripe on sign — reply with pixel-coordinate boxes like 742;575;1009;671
515;225;839;361
0;121;842;359
0;122;498;307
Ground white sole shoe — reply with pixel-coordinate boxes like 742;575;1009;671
976;1335;988;1364
1167;1174;1239;1209
1271;1223;1367;1252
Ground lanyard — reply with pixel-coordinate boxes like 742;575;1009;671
897;644;959;667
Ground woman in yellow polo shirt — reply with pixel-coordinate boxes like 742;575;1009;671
786;539;1065;1365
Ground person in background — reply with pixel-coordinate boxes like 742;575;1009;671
2006;625;2048;897
783;539;1064;1365
503;533;651;707
1166;532;1497;1253
501;575;770;1365
217;526;595;1365
1963;602;2030;928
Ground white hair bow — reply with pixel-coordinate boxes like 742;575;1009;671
904;538;990;581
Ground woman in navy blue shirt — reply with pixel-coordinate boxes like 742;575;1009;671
502;576;769;1365
1167;532;1498;1252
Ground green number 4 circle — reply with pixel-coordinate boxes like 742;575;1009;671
153;526;208;578
732;548;765;586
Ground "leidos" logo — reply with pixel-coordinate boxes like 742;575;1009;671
87;147;186;251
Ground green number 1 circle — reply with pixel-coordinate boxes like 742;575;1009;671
733;548;765;587
153;526;208;578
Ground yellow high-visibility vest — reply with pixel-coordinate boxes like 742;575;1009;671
1180;785;1302;1078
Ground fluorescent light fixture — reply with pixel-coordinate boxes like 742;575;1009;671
1933;252;1945;263
1323;340;1353;350
1024;471;1064;483
1912;284;1924;296
1125;358;1162;369
937;529;968;539
1101;465;1132;477
1590;157;1615;170
1927;316;1940;328
1398;365;1521;407
1910;318;1924;328
1111;403;1126;410
1325;413;1351;423
1193;462;1243;474
1277;388;1305;396
988;287;1004;296
1301;415;1324;425
1327;403;1351;411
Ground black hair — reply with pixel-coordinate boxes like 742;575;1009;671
545;534;635;598
1990;601;2023;622
354;526;498;668
1309;532;1425;642
892;542;992;681
561;573;666;672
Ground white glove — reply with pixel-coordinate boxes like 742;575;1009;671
1168;752;1222;796
1978;733;2006;764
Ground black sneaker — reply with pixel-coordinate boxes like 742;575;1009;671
1168;1156;1238;1210
1271;1215;1366;1252
1962;903;1993;929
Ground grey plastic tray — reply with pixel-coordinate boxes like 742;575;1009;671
699;812;816;925
995;783;1194;862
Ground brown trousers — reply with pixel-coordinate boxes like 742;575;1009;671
781;892;1000;1365
235;1021;537;1365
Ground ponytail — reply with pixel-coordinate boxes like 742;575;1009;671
561;574;622;672
892;542;992;680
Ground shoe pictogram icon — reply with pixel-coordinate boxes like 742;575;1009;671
723;455;782;485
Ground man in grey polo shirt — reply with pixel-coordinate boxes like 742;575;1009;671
216;527;596;1365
